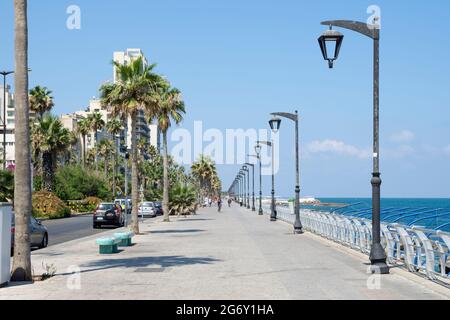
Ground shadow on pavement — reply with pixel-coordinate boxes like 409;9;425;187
149;229;206;234
54;256;221;276
175;218;214;222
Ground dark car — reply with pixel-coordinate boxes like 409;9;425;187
93;203;124;229
154;201;163;216
11;215;49;254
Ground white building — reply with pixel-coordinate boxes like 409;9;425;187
113;48;160;151
0;84;35;166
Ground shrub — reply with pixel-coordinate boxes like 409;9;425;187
85;196;102;210
169;185;197;216
33;191;71;219
54;165;110;201
0;170;14;203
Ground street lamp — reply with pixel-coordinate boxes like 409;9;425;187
1;71;14;170
243;165;250;209
318;18;388;274
318;26;344;69
244;162;256;211
239;170;245;207
258;140;277;221
270;111;303;234
253;145;264;216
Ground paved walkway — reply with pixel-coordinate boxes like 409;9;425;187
1;205;449;300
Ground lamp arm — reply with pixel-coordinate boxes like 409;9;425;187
271;112;298;122
259;141;273;147
320;20;379;40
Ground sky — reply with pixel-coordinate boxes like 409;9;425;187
1;0;449;198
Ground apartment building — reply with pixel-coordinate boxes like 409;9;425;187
0;84;36;165
113;48;161;151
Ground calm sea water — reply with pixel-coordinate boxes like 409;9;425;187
314;198;450;232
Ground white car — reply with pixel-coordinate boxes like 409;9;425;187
138;202;156;218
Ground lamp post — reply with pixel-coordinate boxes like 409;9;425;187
253;145;264;216
239;171;245;207
270;111;303;234
258;140;277;221
241;170;246;207
1;71;14;170
318;18;388;274
243;165;250;209
244;162;256;211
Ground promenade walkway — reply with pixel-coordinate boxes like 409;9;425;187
1;205;448;300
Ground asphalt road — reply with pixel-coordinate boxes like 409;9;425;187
42;214;116;247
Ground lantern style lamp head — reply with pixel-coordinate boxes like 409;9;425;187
269;116;282;134
255;144;262;157
318;26;344;68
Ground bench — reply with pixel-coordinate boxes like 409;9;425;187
96;237;121;254
114;232;135;247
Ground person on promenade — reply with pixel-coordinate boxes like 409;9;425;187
228;198;232;207
217;198;222;212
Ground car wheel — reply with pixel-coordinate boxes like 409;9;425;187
39;233;48;249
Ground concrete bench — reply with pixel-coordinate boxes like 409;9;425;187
96;237;121;254
114;232;135;247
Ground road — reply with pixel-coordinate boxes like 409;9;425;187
42;214;111;246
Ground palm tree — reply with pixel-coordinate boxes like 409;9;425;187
191;155;219;200
100;56;163;234
77;118;90;167
87;112;105;172
150;85;186;222
98;139;114;177
31;115;73;192
106;118;123;198
29;85;54;119
11;0;32;282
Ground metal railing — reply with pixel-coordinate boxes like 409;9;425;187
261;204;450;286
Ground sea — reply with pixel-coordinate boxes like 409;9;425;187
272;197;450;232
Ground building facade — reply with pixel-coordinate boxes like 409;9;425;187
0;84;36;166
113;48;161;152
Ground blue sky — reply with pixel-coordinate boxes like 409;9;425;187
1;0;450;198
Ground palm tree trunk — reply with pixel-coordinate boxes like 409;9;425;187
130;111;140;234
82;135;86;168
112;137;117;199
162;131;170;222
11;0;32;282
104;156;108;177
42;151;53;192
94;128;98;172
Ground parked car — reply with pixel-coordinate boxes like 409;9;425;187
114;198;132;215
138;202;156;218
93;203;124;229
11;215;49;254
154;201;163;216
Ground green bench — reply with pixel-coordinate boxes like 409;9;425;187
114;232;135;247
96;237;121;254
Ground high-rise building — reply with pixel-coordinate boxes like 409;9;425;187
0;84;36;166
113;48;161;151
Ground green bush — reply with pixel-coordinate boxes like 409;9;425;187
0;170;14;203
54;165;110;201
33;191;71;219
169;184;197;216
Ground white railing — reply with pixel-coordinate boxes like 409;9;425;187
260;204;450;286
